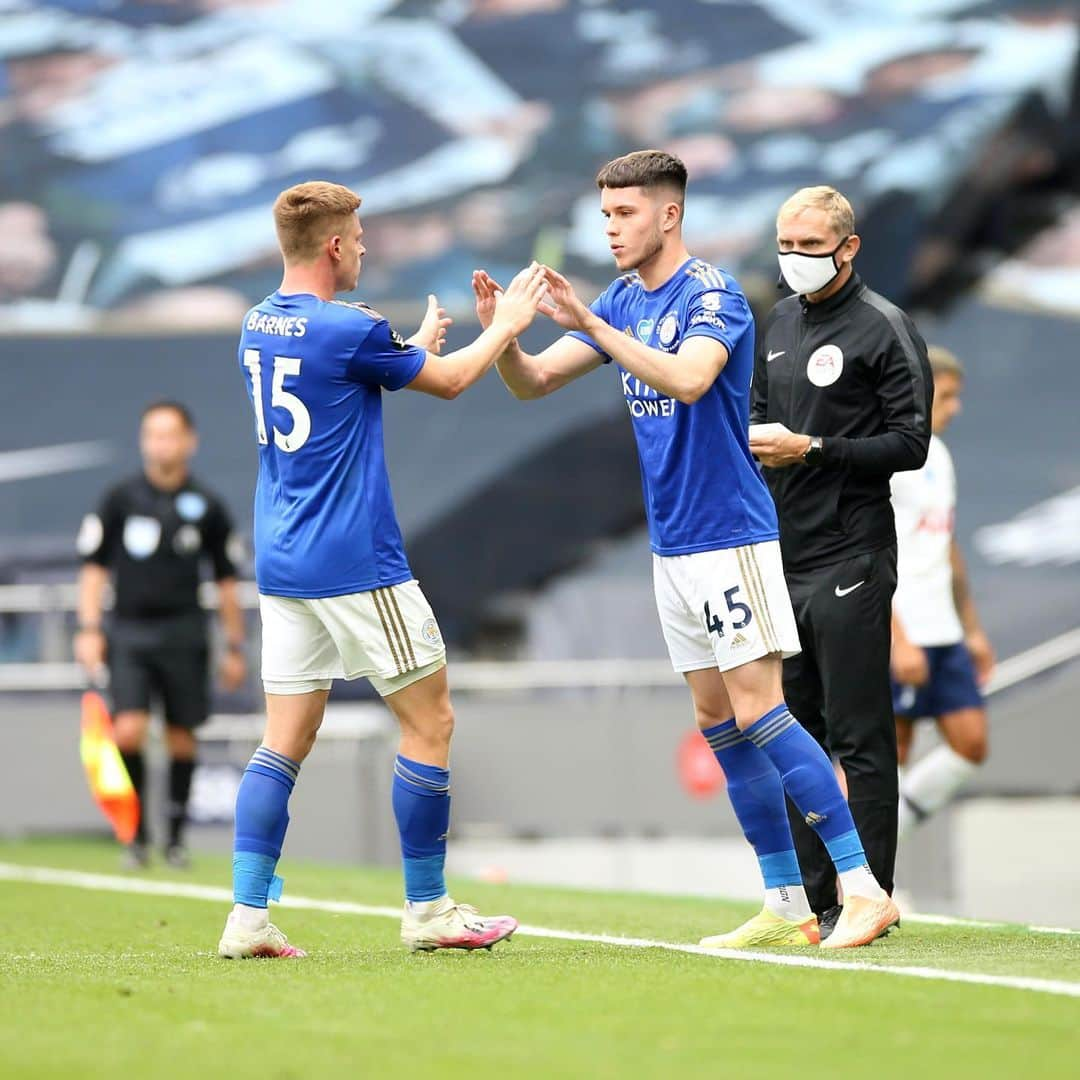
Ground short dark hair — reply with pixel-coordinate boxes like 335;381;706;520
595;150;688;199
141;400;195;430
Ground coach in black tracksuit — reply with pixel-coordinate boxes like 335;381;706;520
748;186;932;936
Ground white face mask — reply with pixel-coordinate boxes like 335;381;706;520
777;236;849;296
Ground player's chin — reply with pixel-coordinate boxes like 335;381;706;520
611;249;634;271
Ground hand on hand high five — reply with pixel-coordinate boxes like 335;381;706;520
538;266;593;333
469;263;551;338
412;294;453;354
472;266;557;332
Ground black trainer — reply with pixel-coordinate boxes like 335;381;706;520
164;844;191;870
818;905;843;941
121;841;150;871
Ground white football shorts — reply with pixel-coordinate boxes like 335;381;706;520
260;579;446;697
653;540;801;673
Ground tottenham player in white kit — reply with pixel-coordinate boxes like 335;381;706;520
218;181;548;959
474;151;899;948
890;346;994;838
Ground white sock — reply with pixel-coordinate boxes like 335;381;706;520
230;903;269;931
764;883;813;920
838;863;886;902
898;744;979;839
406;894;451;919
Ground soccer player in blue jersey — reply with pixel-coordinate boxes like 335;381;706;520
218;181;548;959
474;151;900;948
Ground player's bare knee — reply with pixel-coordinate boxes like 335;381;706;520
895;720;914;766
293;725;321;761
112;711;148;753
684;668;734;730
940;709;988;764
694;703;729;732
263;728;316;764
731;711;758;733
424;700;455;749
165;725;198;761
951;727;988;764
303;732;319;759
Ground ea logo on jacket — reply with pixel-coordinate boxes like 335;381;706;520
806;344;844;388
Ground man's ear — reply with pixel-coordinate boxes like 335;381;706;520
663;200;683;232
328;233;342;262
842;233;861;263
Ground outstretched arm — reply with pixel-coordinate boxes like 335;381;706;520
406;264;549;399
406;294;453;354
539;267;729;404
473;269;603;400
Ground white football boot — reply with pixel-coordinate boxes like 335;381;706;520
400;896;518;953
218;913;306;959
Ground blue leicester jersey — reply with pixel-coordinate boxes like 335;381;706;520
569;258;778;556
237;291;426;598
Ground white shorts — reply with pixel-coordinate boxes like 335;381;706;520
259;579;447;697
653;541;801;673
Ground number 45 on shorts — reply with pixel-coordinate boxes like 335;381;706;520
704;586;753;639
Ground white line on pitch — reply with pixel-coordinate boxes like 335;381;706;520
903;911;1080;936
2;862;1078;1000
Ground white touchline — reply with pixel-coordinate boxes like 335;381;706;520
2;862;1078;1000
901;911;1080;934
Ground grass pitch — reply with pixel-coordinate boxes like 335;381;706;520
1;837;1077;1079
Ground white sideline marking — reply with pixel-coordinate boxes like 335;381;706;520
2;862;1078;1000
904;911;1080;936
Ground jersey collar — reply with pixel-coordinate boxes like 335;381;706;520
800;270;862;323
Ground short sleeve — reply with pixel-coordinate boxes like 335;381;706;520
346;318;427;391
567;288;613;363
77;488;122;567
203;497;239;580
683;282;752;357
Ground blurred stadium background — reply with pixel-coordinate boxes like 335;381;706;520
2;0;1079;928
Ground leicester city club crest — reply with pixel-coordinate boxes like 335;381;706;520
657;313;678;347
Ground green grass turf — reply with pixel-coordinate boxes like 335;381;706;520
1;837;1077;1079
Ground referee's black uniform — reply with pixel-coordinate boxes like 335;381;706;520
79;473;237;843
752;271;932;920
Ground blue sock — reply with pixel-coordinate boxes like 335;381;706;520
392;755;450;903
743;705;868;873
232;746;299;907
701;720;803;890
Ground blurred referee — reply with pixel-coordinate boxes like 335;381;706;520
74;401;247;869
749;186;932;938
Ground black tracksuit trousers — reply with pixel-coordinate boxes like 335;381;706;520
782;545;899;914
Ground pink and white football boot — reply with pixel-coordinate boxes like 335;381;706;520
400;896;518;953
218;914;307;959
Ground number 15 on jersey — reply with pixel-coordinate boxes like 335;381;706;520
242;349;311;453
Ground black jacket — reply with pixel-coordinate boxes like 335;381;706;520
751;271;932;573
81;473;237;633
